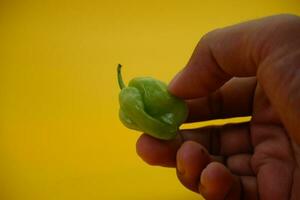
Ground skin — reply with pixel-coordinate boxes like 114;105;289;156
135;14;300;200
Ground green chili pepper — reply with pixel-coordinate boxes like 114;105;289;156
117;64;188;140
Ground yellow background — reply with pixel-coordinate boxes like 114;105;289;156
0;1;299;199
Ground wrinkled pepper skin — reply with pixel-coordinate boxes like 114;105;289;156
117;64;188;140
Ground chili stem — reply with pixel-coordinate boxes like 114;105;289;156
117;64;126;89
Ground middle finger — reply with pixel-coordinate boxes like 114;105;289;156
136;122;253;168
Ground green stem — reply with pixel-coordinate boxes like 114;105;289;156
117;64;126;89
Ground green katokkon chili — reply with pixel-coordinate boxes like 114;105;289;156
117;64;188;140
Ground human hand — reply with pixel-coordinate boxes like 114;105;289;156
136;14;300;200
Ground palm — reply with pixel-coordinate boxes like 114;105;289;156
248;83;298;199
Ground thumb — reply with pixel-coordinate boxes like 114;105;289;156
168;14;300;144
168;14;300;99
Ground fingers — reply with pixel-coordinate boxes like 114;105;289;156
136;134;181;167
168;14;300;99
186;77;256;122
181;123;253;156
136;123;252;167
176;141;238;197
199;164;258;200
176;141;211;192
137;133;257;199
177;141;258;199
227;154;254;176
240;176;258;200
199;162;240;200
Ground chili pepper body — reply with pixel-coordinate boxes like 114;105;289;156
118;64;188;140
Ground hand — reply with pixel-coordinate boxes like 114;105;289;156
136;14;300;200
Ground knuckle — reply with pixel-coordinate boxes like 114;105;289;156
198;28;221;46
276;13;300;21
